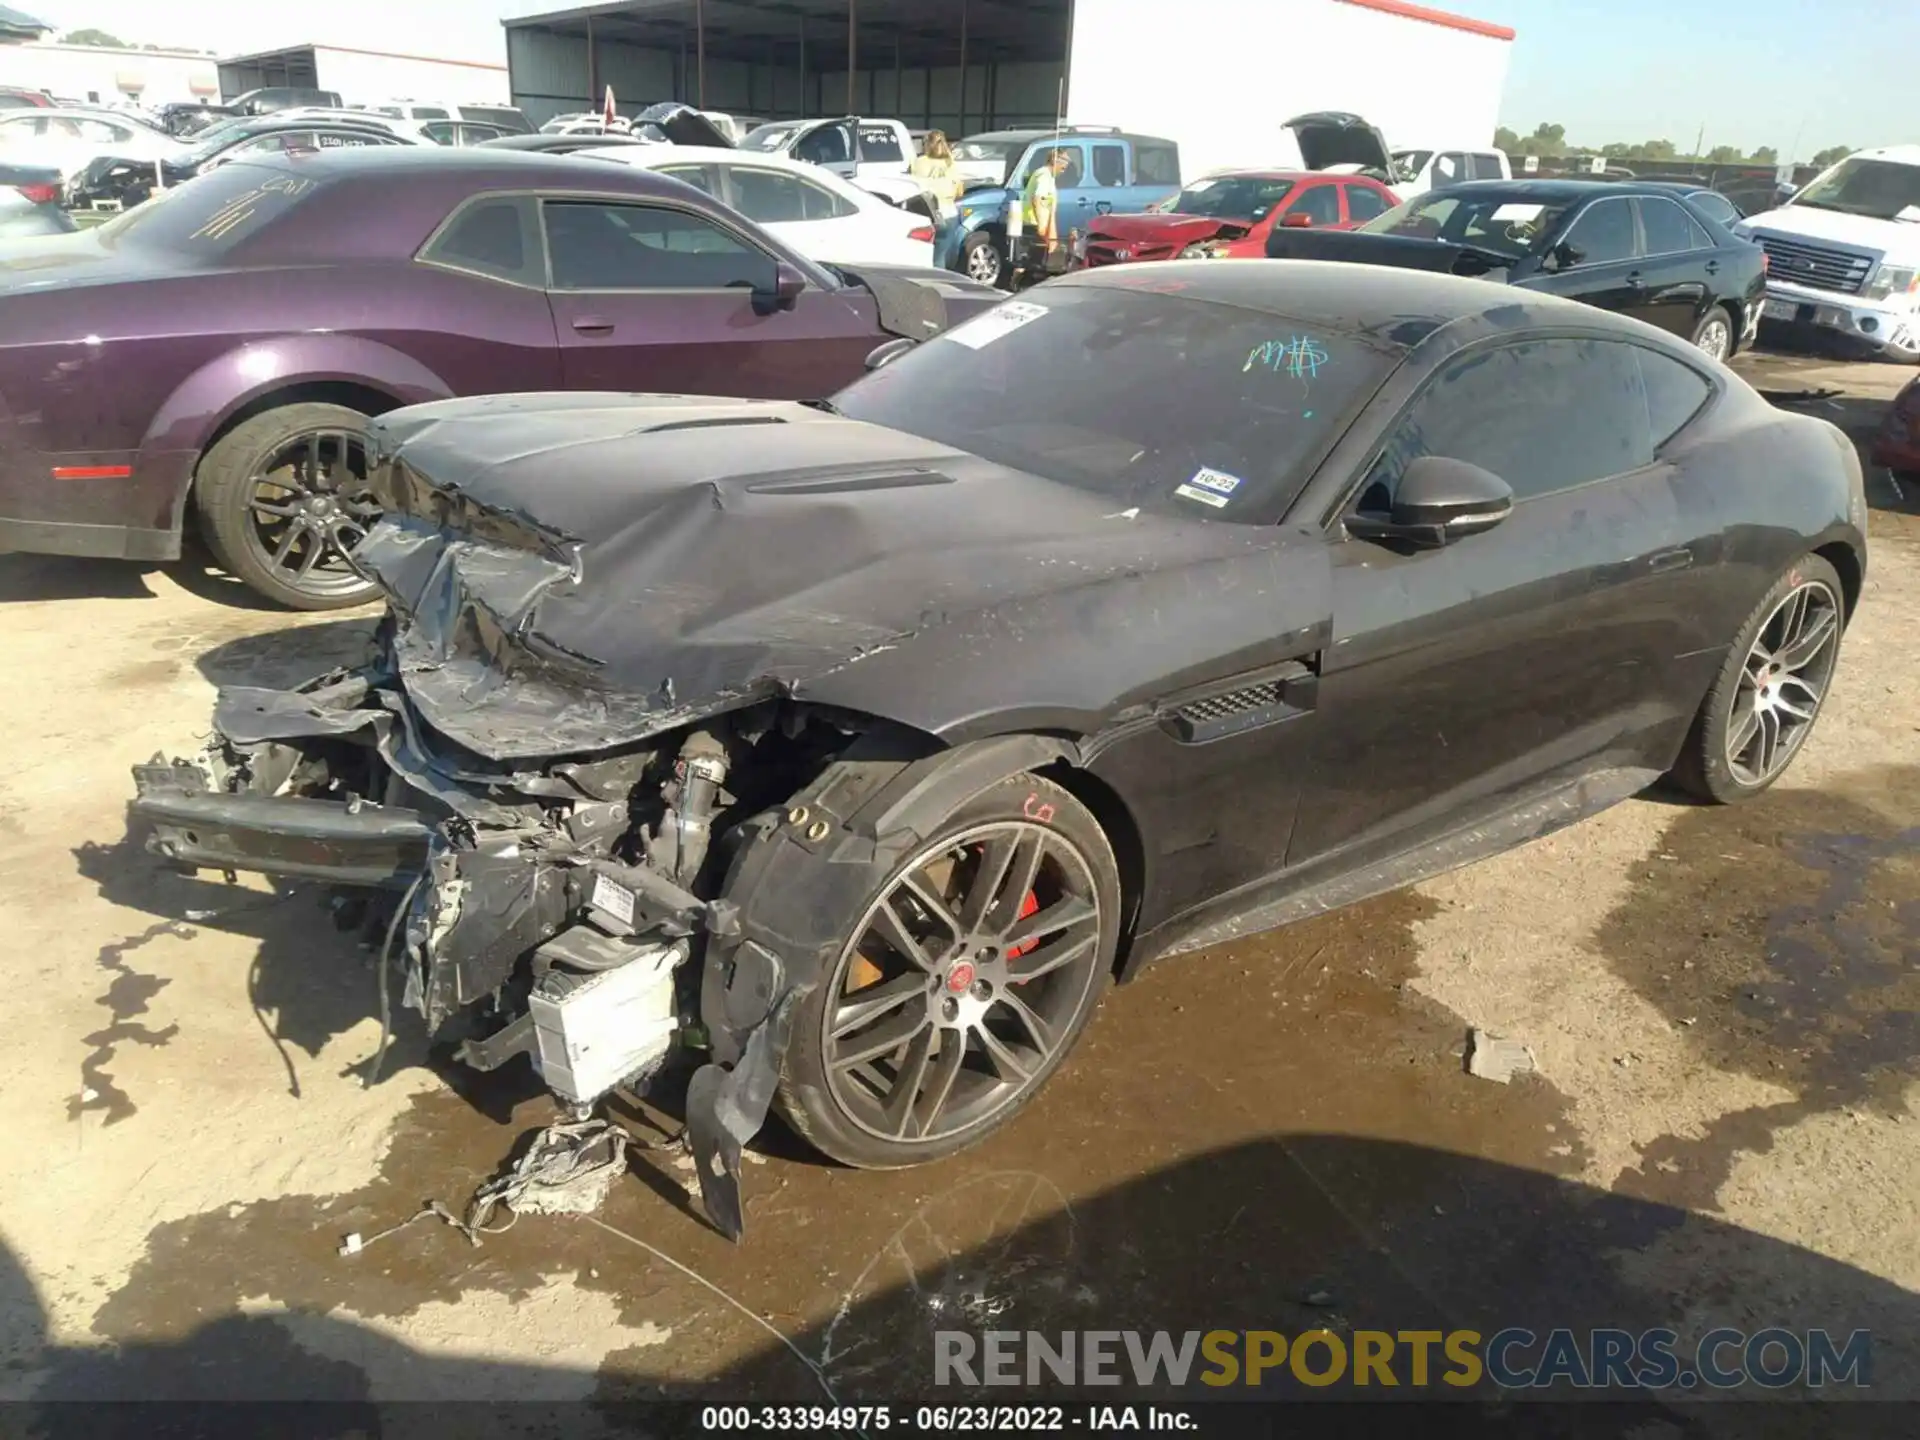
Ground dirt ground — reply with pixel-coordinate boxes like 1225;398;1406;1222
1;345;1916;1417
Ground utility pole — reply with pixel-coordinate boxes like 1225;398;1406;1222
847;0;857;113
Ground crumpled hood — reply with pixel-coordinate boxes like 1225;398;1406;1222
359;392;1280;761
1089;213;1247;247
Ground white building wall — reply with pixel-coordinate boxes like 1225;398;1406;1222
1068;0;1513;180
0;42;221;106
311;46;510;106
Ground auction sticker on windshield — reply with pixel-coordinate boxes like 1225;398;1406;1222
945;300;1048;350
1490;203;1545;222
1174;467;1243;509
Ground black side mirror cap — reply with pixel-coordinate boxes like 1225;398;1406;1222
1346;456;1513;548
864;336;917;370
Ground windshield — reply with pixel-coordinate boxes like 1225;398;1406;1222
832;284;1399;523
1164;175;1296;219
1390;149;1431;183
1790;157;1920;221
741;123;799;152
1359;191;1571;259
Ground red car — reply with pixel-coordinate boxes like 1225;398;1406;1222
1870;376;1920;482
1082;170;1400;266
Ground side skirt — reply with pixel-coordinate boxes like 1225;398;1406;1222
1128;765;1664;971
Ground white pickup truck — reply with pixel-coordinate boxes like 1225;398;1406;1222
736;116;922;203
1736;144;1920;365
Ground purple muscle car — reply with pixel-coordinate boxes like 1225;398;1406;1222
0;146;999;607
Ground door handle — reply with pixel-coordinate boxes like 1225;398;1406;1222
572;316;615;335
1704;260;1720;274
1624;272;1645;288
1648;547;1693;573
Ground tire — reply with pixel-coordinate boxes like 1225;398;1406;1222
777;772;1120;1170
1667;554;1846;804
194;402;382;611
959;230;1006;289
1690;306;1735;363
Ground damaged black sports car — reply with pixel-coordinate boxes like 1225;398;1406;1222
128;262;1868;1238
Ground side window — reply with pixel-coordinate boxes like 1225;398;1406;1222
857;125;904;164
1432;152;1466;185
1045;145;1085;188
1692;191;1738;227
1292;184;1340;226
797;176;857;219
1358;339;1654;508
232;132;304;155
1468;152;1505;180
1635;346;1713;447
793;123;850;166
542;200;776;291
728;167;811;222
420;195;541;285
1344;183;1390;222
1558;198;1636;266
657;163;721;197
1134;142;1179;186
1091;143;1127;187
412;106;449;120
1639;196;1701;255
421;121;457;145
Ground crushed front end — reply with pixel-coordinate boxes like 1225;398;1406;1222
125;394;944;1240
129;643;874;1236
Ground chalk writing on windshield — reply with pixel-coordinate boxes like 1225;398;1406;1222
1244;335;1329;379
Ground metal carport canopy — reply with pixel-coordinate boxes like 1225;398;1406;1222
505;0;1071;98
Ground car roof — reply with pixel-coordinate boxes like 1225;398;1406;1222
235;144;696;189
1425;178;1715;203
1055;259;1643;348
1852;144;1920;166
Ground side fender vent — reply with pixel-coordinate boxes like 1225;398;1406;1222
1164;660;1317;745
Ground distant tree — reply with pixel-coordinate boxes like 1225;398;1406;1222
1749;146;1777;165
63;27;127;47
1810;144;1852;168
1705;144;1745;164
1493;125;1520;152
1600;141;1633;158
1637;138;1678;160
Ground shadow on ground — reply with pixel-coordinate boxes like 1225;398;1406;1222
4;1137;1916;1433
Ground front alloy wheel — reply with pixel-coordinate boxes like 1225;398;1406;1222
778;775;1118;1168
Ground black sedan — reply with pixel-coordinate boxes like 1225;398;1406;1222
1267;179;1767;362
69;116;412;211
127;263;1865;1240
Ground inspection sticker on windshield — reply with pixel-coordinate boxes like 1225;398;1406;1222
945;300;1048;349
590;873;636;927
1174;467;1242;509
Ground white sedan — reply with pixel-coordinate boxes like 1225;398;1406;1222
570;144;937;268
0;106;182;181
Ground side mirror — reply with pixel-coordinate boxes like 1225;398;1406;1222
864;336;916;370
1280;212;1313;228
762;260;806;310
1346;456;1513;548
1542;242;1580;272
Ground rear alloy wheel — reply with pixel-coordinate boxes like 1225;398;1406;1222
961;231;1006;288
1691;308;1734;362
194;403;384;610
1669;555;1845;803
778;774;1119;1169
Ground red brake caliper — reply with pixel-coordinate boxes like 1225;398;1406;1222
1009;890;1040;964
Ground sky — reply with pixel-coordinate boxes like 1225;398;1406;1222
24;0;1919;161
